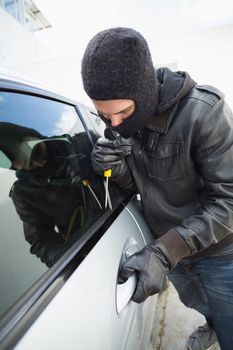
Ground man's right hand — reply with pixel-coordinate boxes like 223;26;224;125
91;137;131;177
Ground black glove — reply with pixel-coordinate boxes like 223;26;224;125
91;137;132;178
118;242;174;303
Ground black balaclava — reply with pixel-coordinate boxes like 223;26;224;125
81;27;158;138
0;122;43;163
0;122;73;177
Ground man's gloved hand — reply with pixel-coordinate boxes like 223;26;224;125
91;137;131;178
118;242;175;303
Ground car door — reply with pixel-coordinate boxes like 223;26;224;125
0;80;156;350
14;201;155;350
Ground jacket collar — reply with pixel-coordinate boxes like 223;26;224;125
145;101;180;134
144;68;195;134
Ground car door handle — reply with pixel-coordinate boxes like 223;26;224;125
116;274;137;314
116;244;140;314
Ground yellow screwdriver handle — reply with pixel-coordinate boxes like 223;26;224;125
104;169;112;177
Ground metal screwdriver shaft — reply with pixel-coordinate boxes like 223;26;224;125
82;179;103;210
104;169;112;210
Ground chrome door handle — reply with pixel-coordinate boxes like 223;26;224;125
116;274;137;314
125;244;140;259
116;244;140;314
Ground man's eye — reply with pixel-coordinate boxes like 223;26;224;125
122;106;132;115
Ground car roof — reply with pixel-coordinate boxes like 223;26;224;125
0;68;53;90
0;68;79;106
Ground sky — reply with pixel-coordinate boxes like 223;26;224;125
34;0;233;57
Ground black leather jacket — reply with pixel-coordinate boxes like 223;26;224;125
114;69;233;259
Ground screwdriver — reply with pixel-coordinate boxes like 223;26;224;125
82;179;103;210
104;169;112;210
103;128;122;210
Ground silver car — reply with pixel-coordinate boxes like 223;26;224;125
0;73;157;350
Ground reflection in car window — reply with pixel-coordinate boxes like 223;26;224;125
0;92;105;320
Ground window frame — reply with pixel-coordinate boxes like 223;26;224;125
0;78;132;349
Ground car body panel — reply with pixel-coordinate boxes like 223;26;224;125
14;204;156;350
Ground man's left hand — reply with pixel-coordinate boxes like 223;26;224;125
118;242;173;303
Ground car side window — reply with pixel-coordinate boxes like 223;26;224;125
78;104;105;138
0;91;106;320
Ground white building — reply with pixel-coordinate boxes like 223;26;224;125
0;1;55;84
0;2;233;109
0;0;51;31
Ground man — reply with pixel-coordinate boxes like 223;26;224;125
0;122;103;267
81;27;233;349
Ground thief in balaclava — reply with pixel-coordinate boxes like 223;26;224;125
81;27;194;138
81;27;159;138
82;27;233;350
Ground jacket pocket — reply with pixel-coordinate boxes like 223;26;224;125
148;142;182;181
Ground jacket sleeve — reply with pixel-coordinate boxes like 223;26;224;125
23;221;69;267
161;98;233;258
11;189;71;267
110;156;137;193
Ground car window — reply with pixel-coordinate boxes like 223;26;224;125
78;104;105;138
0;91;106;320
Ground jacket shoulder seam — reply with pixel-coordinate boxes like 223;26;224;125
192;99;223;154
184;85;223;107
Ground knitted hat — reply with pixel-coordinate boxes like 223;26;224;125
81;27;158;138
